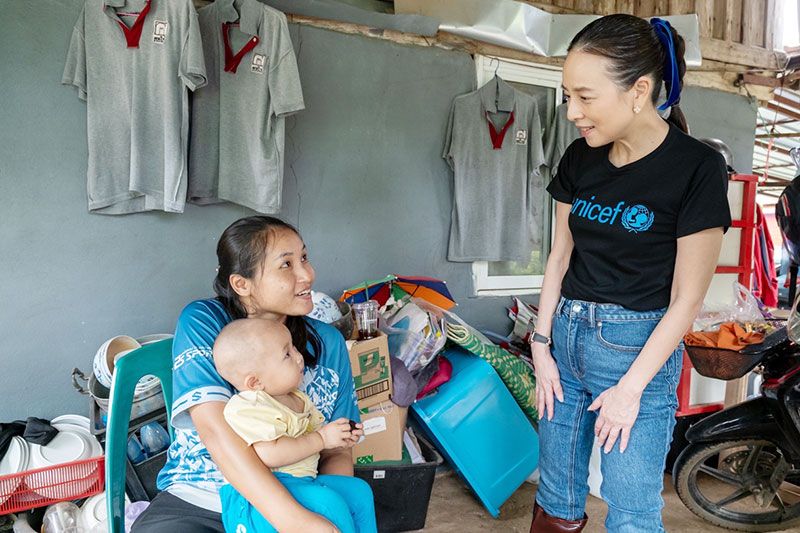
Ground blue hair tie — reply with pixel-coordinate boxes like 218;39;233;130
650;18;681;111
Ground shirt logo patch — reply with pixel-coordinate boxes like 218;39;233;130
571;196;655;234
153;20;168;43
514;129;528;145
621;205;655;233
251;54;266;73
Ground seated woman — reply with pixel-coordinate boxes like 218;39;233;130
132;216;364;533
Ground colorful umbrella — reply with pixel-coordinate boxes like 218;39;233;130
341;275;456;310
394;276;456;310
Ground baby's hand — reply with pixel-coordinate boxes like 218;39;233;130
317;418;356;449
347;421;364;446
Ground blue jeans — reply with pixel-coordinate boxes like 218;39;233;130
536;298;682;533
220;473;377;533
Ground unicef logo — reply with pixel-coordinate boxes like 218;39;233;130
621;205;654;233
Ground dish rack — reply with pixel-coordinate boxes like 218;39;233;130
0;456;104;515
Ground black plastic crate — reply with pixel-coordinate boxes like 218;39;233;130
126;449;168;502
354;435;443;532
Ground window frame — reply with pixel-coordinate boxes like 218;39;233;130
471;55;563;296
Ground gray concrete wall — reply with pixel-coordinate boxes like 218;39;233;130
0;0;757;420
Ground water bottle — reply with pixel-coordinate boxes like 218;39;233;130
126;434;147;464
139;422;170;457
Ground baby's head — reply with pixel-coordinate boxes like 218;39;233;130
214;318;305;395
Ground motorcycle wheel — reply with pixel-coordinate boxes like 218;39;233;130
674;439;800;531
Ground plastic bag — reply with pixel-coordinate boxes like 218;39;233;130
693;282;766;332
508;297;538;342
379;297;446;373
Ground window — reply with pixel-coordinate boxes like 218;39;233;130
471;55;563;295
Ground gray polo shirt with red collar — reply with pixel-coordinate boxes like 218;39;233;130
188;0;305;214
62;0;207;214
443;78;546;262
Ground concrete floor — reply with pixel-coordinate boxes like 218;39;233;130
419;471;796;532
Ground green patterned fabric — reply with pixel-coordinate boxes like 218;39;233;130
446;322;538;421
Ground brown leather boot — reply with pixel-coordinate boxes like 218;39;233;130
529;501;587;532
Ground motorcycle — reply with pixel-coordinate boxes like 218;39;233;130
672;300;800;531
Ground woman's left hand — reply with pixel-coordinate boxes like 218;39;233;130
588;385;642;453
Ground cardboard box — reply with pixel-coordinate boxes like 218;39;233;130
346;332;392;407
353;401;408;464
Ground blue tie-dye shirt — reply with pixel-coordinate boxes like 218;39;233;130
156;299;359;509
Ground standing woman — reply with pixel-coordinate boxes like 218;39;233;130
529;14;731;533
132;216;365;533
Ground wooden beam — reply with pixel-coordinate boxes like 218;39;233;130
686;70;772;100
755;140;791;156
765;102;800;122
634;0;656;17
272;10;775;99
713;0;727;40
741;0;765;48
668;0;694;15
757;118;800;128
759;178;795;186
595;0;616;14
701;37;787;70
694;0;714;39
765;0;783;52
755;133;800;139
571;0;597;13
741;72;782;88
726;0;743;43
772;94;800;112
616;0;635;14
753;163;795;169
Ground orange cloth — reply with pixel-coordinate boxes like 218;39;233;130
685;322;764;351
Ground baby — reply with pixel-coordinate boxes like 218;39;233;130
213;318;377;533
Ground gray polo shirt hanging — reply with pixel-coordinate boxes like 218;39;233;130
62;0;207;214
443;78;545;262
544;102;579;175
188;0;305;214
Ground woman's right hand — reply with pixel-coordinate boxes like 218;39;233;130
532;342;564;421
317;418;356;449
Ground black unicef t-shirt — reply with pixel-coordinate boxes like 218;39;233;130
547;125;732;311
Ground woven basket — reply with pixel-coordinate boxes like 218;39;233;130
684;345;763;380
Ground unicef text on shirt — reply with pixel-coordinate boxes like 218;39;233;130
571;196;655;233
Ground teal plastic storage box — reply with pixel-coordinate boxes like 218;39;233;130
411;347;538;517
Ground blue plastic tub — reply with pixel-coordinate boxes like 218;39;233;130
411;347;539;517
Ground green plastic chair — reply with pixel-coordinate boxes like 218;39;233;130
105;338;174;533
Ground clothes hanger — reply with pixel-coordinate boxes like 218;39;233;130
487;56;511;114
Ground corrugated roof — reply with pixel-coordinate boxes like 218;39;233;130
754;88;800;204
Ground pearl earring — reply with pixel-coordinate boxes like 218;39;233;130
633;105;641;114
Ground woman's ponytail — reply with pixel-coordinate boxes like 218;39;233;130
662;22;688;134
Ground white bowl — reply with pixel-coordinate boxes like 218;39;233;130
93;336;141;389
80;491;131;533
